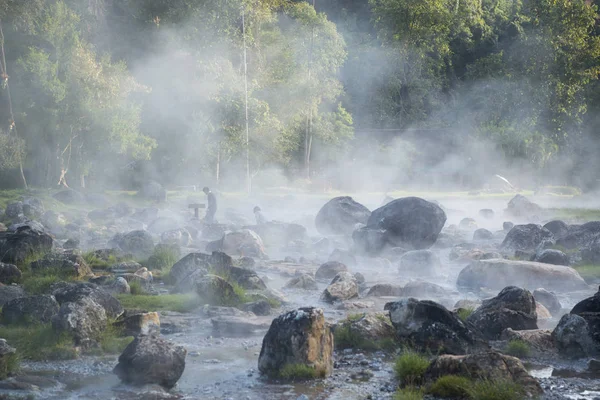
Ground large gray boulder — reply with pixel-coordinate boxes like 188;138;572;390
556;221;600;250
113;230;154;259
0;226;53;264
466;286;538;340
315;197;371;236
0;285;25;306
4;202;23;219
113;335;186;388
195;275;240;306
315;261;348;281
552;314;598;358
570;287;600;346
52;297;107;346
2;295;59;324
385;298;486;355
533;249;570;266
31;252;92;278
505;194;542;219
500;224;554;254
284;274;318;290
321;272;358;303
456;259;588;292
51;282;123;319
367;197;446;250
258;307;333;378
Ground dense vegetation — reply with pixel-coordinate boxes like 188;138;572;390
1;0;599;190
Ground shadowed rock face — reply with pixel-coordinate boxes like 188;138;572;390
258;307;333;378
466;286;538;340
315;196;371;236
385;298;487;355
569;287;600;348
424;351;543;397
552;314;598;359
0;226;53;264
500;224;554;253
2;295;60;324
456;259;588;292
113;335;186;389
367;197;446;250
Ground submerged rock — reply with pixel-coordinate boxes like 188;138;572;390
466;286;538;340
315;197;371;236
456;259;588;292
113;335;186;388
258;307;333;378
385;298;486;355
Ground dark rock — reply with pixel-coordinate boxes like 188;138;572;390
505;194;542;218
31;252;93;278
113;230;154;259
0;263;21;284
2;295;59;324
51;282;123;319
386;298;486;354
22;197;44;219
534;249;570;266
398;250;439;276
113;335;186;388
500;224;554;254
52;297;107;345
0;226;53;264
503;221;514;231
4;202;23;219
315;196;371;236
424;351;543;397
366;284;403;297
402;280;450;299
556;221;600;251
63;239;80;250
0;285;25;306
459;218;477;230
196;275;240;305
315;261;348;280
544;220;569;239
473;228;493;241
552;314;597;358
466;286;538;340
367;197;446;250
258;307;333;377
533;288;562;315
240;300;271;316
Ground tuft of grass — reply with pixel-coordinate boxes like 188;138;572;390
505;340;530;358
278;364;326;381
98;323;134;354
347;313;364;322
0;352;19;379
144;245;179;275
467;379;526;400
128;280;146;295
428;375;472;398
16;250;50;273
574;265;600;283
116;293;202;313
394;350;430;386
393;387;424;400
457;307;475;322
20;266;80;295
83;252;118;270
334;323;396;352
0;324;77;361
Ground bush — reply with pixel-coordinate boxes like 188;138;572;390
393;388;423;400
457;307;474;322
144;245;179;275
428;375;472;398
116;293;201;313
0;324;77;361
278;364;326;381
394;350;430;385
467;379;526;400
128;280;146;295
505;340;530;358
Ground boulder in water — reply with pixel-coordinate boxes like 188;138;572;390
315;197;371;236
258;307;333;378
367;197;446;250
114;335;186;388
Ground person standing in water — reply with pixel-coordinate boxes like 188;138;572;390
254;206;267;225
203;187;217;223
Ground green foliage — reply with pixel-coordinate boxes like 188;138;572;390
428;375;473;398
393;387;424;400
83;252;118;270
505;340;531;358
278;364;327;380
573;265;600;283
144;245;179;277
116;294;202;313
0;324;77;361
467;379;527;400
457;308;475;322
394;350;430;386
334;319;397;352
0;352;19;380
98;323;134;354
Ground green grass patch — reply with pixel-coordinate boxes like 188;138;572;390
457;307;475;322
573;265;600;283
394;350;430;386
98;323;134;354
20;266;80;295
334;321;396;352
83;252;119;270
0;352;19;379
467;379;526;400
505;340;530;358
116;293;202;313
0;324;77;361
428;375;472;398
128;280;146;295
144;244;179;275
393;387;424;400
548;207;600;221
278;364;327;381
0;189;26;211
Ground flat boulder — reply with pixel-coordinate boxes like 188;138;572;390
367;197;446;250
114;335;186;388
500;224;554;254
366;283;403;297
456;259;588;292
52;297;107;346
258;307;333;378
424;351;543;397
51;282;123;319
321;272;358;303
385;298;486;354
315;196;371;236
31;252;92;278
466;286;538;340
2;295;59;324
